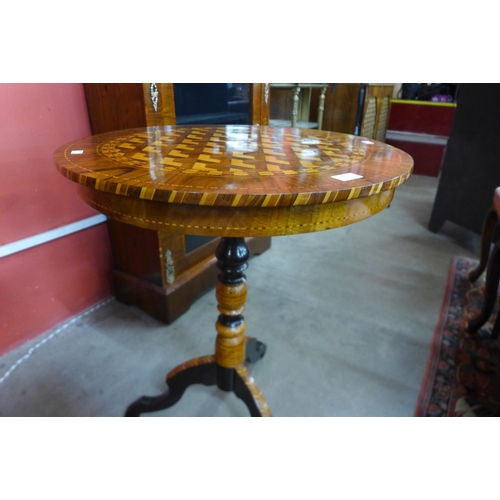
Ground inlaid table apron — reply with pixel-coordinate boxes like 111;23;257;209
54;125;413;416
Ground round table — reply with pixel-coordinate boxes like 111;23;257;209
54;125;413;416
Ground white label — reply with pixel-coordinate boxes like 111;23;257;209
361;140;374;144
71;150;84;154
331;173;363;181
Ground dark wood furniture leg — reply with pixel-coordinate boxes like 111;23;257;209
469;208;497;282
244;337;267;363
124;237;271;417
467;240;500;334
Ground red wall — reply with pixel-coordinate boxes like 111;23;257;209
0;84;113;355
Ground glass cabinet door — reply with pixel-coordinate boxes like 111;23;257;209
173;83;250;125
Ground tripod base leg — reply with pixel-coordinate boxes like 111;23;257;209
125;356;216;417
233;365;272;417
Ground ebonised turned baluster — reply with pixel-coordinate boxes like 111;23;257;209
214;238;271;416
215;237;249;390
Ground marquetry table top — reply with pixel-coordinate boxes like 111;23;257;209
54;125;413;209
54;125;413;237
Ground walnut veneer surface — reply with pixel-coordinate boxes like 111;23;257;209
54;125;413;237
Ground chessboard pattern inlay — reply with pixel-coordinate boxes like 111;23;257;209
55;125;413;208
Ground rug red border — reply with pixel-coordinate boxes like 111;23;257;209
414;256;460;416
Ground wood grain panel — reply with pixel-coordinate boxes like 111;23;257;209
160;83;177;125
84;84;147;134
321;84;361;134
250;83;270;125
316;84;394;136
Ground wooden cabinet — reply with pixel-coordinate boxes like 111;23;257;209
84;83;272;323
312;84;394;138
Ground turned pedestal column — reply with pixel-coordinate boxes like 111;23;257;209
124;237;271;417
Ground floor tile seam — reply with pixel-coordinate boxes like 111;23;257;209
0;298;114;387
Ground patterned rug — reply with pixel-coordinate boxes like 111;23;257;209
415;256;500;416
